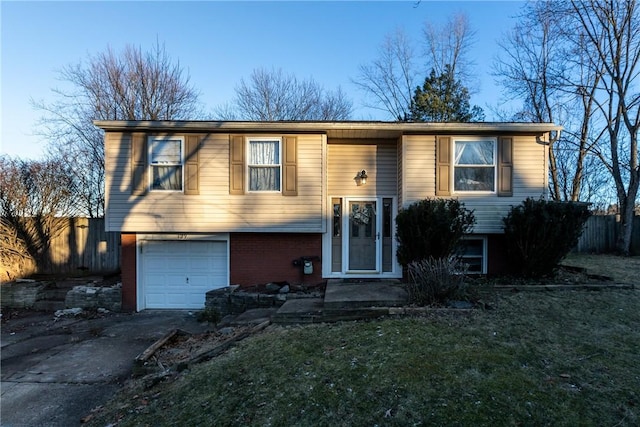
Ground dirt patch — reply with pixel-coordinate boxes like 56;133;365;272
134;321;271;378
151;326;254;367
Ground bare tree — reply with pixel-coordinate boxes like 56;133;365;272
569;0;640;255
495;0;640;254
0;155;76;279
33;42;203;217
218;67;352;121
353;29;417;120
354;13;477;120
423;12;477;89
494;1;606;204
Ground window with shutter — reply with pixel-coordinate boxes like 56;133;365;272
130;134;200;195
229;135;297;196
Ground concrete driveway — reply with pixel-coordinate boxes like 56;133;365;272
1;309;211;427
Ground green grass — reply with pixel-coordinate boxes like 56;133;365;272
90;289;640;427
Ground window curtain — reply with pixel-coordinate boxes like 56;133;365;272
152;166;182;190
249;140;280;191
150;139;182;191
454;140;494;165
454;141;495;191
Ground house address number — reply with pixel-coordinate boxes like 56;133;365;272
177;234;188;240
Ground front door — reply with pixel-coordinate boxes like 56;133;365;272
348;200;378;271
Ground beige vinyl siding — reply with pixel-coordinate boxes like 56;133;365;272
105;133;325;233
327;141;398;197
397;141;403;208
402;135;437;201
401;134;547;234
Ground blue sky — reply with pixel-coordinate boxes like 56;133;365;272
1;1;524;159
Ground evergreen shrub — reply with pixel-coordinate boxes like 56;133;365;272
396;198;475;266
503;198;591;277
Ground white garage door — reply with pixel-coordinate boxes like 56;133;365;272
141;240;228;309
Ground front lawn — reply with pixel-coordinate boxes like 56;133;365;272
562;253;640;284
89;287;640;426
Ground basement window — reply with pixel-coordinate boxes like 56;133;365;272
455;237;487;274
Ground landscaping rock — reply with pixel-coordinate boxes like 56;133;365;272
64;284;122;312
265;283;281;293
205;284;292;317
1;281;50;309
54;307;84;317
279;285;290;294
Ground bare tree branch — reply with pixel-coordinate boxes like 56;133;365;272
218;67;352;121
32;42;203;217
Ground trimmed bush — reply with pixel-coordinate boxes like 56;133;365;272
406;257;469;305
503;198;591;277
396;198;475;266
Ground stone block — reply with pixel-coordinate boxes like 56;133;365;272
0;281;49;308
64;285;122;312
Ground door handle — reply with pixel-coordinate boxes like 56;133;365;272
186;277;189;284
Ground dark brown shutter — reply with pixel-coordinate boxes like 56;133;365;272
436;136;451;196
498;136;513;197
131;133;147;196
184;135;200;195
229;135;245;195
282;136;298;196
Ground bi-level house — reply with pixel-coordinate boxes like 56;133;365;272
95;121;560;311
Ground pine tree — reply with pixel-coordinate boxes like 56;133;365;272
408;65;484;122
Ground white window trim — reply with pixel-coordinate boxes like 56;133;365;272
148;136;184;193
457;235;488;274
246;136;283;193
452;136;497;195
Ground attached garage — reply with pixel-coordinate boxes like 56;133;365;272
138;236;229;310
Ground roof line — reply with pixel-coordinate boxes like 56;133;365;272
93;120;563;133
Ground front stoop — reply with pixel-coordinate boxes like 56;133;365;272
323;279;408;311
272;279;409;324
272;298;324;324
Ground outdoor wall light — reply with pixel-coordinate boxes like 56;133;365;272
354;169;368;186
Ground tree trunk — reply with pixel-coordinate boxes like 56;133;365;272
616;180;639;255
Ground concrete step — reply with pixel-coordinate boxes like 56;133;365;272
323;280;408;311
272;298;324;324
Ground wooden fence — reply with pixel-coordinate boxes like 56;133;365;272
574;215;640;254
40;217;120;275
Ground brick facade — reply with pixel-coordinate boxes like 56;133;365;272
230;233;323;286
120;233;137;312
487;234;508;276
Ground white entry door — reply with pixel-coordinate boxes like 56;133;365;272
140;240;228;309
347;200;379;272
